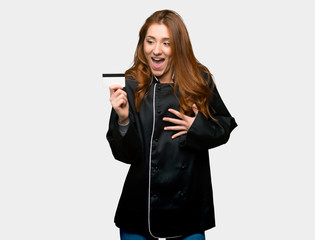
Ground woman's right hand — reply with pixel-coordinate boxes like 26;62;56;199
109;85;129;125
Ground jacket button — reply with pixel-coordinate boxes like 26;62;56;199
154;138;158;142
157;109;161;114
157;86;161;90
181;165;186;169
152;165;158;170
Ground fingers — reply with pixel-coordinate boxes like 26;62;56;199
163;121;188;139
192;104;199;115
108;84;129;122
163;107;198;139
167;105;198;119
109;85;127;107
110;89;126;100
167;108;184;119
109;84;124;96
111;94;128;109
163;117;184;126
164;125;187;131
171;131;187;139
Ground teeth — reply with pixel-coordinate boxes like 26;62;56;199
152;58;163;61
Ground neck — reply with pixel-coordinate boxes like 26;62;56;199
159;78;172;84
154;72;174;84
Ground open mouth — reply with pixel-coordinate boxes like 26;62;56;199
151;57;165;69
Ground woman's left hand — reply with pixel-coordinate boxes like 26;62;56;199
163;104;198;139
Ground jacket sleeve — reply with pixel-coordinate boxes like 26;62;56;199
106;108;142;165
182;84;237;150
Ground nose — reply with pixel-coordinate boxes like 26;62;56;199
153;43;162;55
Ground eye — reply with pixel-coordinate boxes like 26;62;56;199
164;42;170;46
146;39;154;44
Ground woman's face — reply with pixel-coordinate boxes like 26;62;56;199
144;23;173;83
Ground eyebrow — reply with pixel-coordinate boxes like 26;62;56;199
146;35;170;41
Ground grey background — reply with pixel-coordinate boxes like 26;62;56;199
1;0;314;239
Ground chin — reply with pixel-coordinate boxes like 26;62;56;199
151;69;164;77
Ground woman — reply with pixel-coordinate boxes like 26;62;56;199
107;10;237;240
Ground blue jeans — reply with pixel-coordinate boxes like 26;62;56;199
120;229;205;240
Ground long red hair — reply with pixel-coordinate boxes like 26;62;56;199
125;9;215;119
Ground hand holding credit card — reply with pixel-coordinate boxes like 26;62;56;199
102;73;125;88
